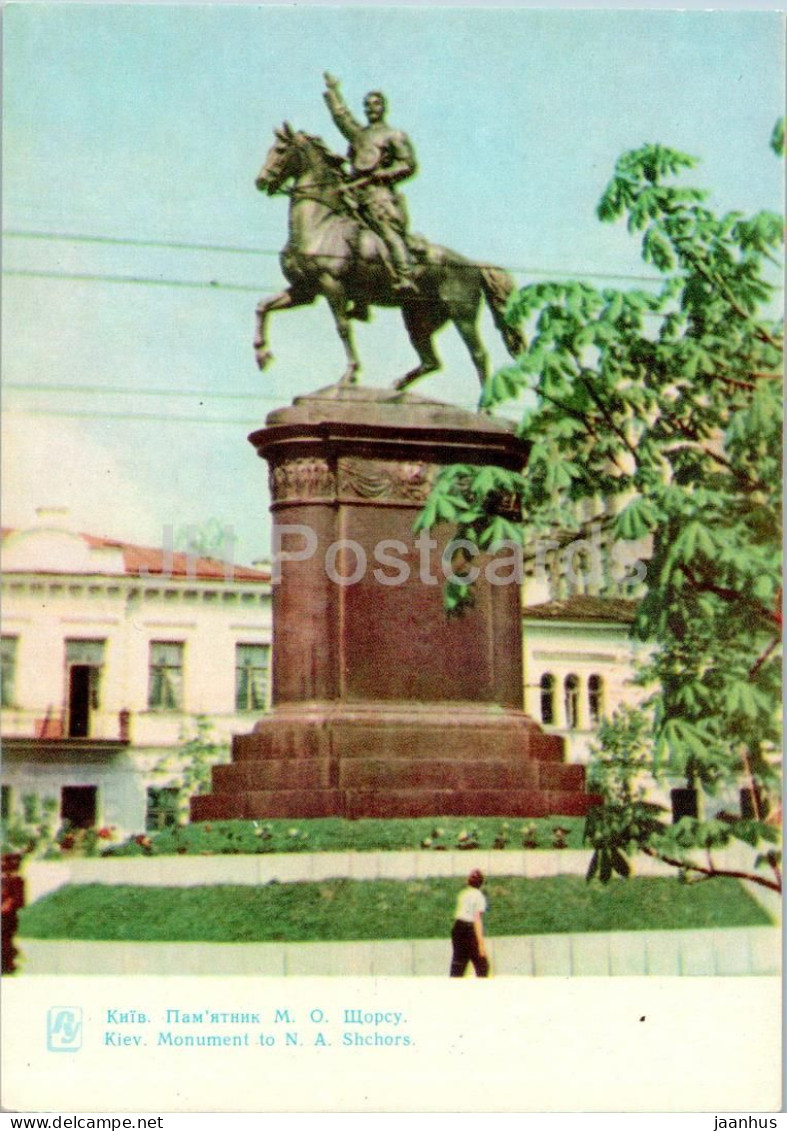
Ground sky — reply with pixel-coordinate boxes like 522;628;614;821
2;4;784;565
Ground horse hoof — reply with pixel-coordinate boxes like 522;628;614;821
394;372;420;391
255;350;273;371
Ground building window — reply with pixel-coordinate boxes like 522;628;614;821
65;639;105;738
235;644;270;711
539;673;555;725
146;787;180;831
148;642;184;710
564;674;580;730
61;785;97;829
1;636;18;708
588;674;604;725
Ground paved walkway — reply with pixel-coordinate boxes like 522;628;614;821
17;925;780;977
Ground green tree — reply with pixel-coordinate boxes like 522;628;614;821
152;717;230;824
175;518;235;561
421;134;783;891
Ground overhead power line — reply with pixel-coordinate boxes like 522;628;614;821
3;227;673;285
3;401;482;426
3;385;487;426
3;407;265;426
0;265;696;325
3;268;266;294
2;265;679;312
4;381;281;402
5;228;280;258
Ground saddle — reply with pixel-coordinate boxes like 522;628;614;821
337;170;428;254
346;230;429;321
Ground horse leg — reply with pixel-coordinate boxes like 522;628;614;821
321;276;360;386
393;303;445;391
452;306;489;391
253;288;312;370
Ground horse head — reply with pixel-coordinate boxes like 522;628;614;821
256;124;346;196
255;123;301;195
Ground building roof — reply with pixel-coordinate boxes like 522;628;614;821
523;594;638;624
0;527;271;583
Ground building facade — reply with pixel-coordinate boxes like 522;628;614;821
2;505;653;835
523;595;647;764
520;498;652;762
1;516;271;836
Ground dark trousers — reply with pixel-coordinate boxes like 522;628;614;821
450;920;489;978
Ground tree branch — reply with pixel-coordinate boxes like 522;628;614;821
710;357;783;387
715;374;757;392
661;441;767;492
574;367;640;461
658;199;783;351
749;637;780;680
682;567;782;628
530;387;634;482
641;846;782;892
693;259;784;352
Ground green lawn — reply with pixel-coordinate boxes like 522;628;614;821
106;815;586;857
19;876;771;943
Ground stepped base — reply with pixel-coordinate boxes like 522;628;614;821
190;703;600;821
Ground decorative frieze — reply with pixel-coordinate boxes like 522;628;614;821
268;455;436;507
338;458;435;504
268;458;335;503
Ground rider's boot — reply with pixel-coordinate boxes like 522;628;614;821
386;234;420;296
392;267;419;296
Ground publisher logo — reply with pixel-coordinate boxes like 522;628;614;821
47;1007;82;1052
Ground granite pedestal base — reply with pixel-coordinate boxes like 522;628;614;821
191;702;594;819
191;386;599;821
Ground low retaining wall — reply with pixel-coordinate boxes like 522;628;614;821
24;849;677;904
16;926;780;977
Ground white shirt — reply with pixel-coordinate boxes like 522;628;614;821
455;886;486;923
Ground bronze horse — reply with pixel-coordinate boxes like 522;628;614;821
254;123;525;390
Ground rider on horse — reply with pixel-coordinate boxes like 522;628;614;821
253;108;526;389
323;73;420;297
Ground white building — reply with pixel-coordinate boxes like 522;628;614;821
1;514;271;836
520;501;652;763
523;594;647;764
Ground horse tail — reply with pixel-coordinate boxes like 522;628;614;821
479;266;526;359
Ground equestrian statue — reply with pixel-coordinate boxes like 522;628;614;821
253;74;525;391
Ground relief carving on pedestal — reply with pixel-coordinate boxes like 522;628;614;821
269;456;438;506
269;457;335;504
338;458;435;504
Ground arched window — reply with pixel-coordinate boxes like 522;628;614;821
540;673;555;725
588;674;604;725
564;674;579;730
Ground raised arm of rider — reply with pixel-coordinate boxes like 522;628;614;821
323;78;361;142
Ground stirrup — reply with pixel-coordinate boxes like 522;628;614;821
393;276;419;295
349;301;370;322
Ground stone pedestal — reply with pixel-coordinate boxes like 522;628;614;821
191;386;598;820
